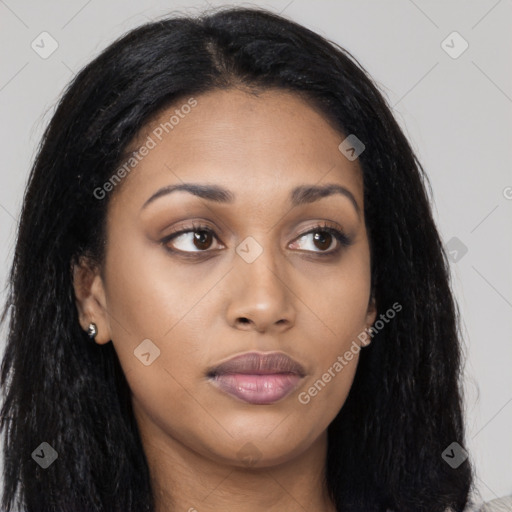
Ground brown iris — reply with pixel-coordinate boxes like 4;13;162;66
193;230;214;250
312;231;333;251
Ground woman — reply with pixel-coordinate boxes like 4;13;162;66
0;5;501;512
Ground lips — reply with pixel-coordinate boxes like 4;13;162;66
207;352;306;405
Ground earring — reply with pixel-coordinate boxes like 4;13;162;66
87;322;98;340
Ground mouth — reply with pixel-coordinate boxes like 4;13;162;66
206;351;306;405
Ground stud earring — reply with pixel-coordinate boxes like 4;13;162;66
87;322;98;340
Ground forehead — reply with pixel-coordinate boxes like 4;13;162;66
110;88;364;211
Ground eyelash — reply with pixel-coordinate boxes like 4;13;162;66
161;221;352;258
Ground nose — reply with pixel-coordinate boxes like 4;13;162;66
225;243;296;334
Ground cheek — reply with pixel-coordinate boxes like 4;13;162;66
102;250;212;442
101;230;219;387
297;355;359;423
305;249;372;343
294;249;371;413
296;289;364;421
103;225;219;338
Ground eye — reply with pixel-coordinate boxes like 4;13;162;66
290;223;352;255
161;223;223;254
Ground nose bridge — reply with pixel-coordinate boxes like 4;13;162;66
236;236;282;292
236;234;286;299
226;233;295;332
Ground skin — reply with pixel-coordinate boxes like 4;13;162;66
73;88;377;512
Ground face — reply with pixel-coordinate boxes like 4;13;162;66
74;88;376;469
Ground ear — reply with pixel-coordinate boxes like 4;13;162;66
72;256;112;345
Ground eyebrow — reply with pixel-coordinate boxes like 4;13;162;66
141;182;360;216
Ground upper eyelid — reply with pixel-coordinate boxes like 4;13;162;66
163;223;344;240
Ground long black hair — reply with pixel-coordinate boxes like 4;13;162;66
0;6;474;511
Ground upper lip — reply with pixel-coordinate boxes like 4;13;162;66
207;351;306;377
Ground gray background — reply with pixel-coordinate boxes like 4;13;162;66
0;0;511;505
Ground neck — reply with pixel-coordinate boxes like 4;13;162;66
137;418;337;512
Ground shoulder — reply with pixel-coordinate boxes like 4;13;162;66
469;496;512;511
386;497;512;512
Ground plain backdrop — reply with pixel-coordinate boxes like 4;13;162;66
0;0;511;505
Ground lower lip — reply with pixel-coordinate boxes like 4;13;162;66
210;373;302;405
